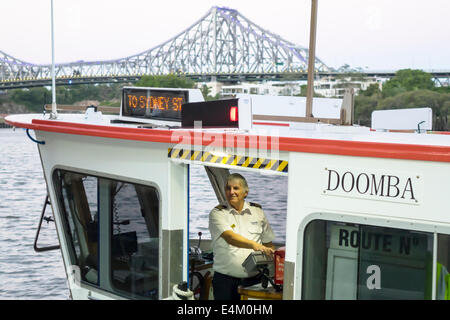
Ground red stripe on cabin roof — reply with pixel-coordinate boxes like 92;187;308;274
5;118;450;163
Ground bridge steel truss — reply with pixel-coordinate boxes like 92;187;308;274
0;6;329;89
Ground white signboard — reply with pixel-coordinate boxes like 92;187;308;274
371;108;432;131
237;94;342;119
322;166;422;205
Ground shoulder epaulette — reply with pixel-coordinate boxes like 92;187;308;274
249;202;262;208
214;204;227;210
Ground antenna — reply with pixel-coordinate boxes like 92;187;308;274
50;0;57;119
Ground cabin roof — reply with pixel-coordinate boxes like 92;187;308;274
6;113;450;163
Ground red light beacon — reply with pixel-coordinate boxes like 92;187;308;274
229;106;238;122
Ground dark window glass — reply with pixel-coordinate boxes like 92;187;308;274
55;171;99;285
54;169;160;299
110;182;159;299
302;220;434;300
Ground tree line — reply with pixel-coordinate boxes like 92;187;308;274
354;69;450;130
0;75;198;113
2;70;449;130
1;83;126;113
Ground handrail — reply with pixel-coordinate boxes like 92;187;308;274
26;128;45;145
33;194;60;252
44;104;119;114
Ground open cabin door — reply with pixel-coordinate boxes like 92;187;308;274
169;144;289;298
168;145;289;242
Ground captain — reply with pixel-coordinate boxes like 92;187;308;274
209;173;275;300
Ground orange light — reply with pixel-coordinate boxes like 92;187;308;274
129;95;138;108
139;96;146;109
230;106;238;122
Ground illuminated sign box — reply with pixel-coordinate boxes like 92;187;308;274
119;87;204;125
122;88;188;121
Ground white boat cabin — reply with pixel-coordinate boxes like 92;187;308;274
5;86;450;300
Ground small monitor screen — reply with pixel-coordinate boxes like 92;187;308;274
122;88;188;121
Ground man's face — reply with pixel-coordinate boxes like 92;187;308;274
225;179;248;210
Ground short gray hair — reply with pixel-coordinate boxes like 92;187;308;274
225;173;249;193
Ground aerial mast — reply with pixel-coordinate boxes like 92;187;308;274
50;0;57;119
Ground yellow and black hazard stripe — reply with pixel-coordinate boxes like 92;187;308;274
168;148;288;173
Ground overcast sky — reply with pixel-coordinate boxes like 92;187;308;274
1;0;448;71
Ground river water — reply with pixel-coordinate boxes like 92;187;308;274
0;128;68;299
0;128;287;299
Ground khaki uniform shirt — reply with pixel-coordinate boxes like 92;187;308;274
209;201;275;278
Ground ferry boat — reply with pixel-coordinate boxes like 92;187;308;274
5;86;450;300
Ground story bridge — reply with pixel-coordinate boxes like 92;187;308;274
0;6;330;90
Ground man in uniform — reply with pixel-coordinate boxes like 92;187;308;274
209;173;275;300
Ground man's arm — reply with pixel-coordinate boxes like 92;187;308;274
221;230;275;256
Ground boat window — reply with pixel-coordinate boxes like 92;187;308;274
110;181;159;299
54;171;99;285
54;169;160;299
437;234;450;300
302;220;434;300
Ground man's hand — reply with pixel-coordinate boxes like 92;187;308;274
221;230;275;256
252;242;275;257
